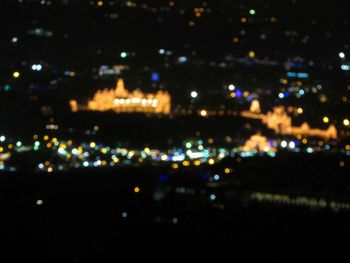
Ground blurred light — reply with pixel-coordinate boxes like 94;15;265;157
200;110;207;117
289;141;296;149
281;140;287;148
120;52;128;58
208;159;215;165
97;1;103;7
228;84;235;91
122;212;128;218
36;199;43;205
210;194;216;201
249;9;256;15
159;49;165;55
90;142;96;148
16;141;22;147
190;91;198;98
339;52;346;59
13;71;20;78
248;51;255;58
213;174;220;181
344;119;350;126
11;37;18;43
278;93;284;99
0;136;5;142
297;108;303;114
224;168;231;174
323;116;329;123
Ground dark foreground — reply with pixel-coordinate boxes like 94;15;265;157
1;154;350;261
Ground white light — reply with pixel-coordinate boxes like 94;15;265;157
16;141;22;147
228;84;235;91
11;37;18;43
190;91;198;98
339;52;346;59
178;56;187;63
72;148;79;155
299;89;305;95
341;65;350;71
249;9;256;15
281;140;287;148
289;141;296;149
38;163;44;169
278;93;284;99
159;49;165;55
36;199;43;205
120;52;127;58
122;212;128;218
0;136;5;142
307;147;313;153
83;161;89;167
214;174;220;181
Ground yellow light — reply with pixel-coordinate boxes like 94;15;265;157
297;134;302;140
193;160;201;166
200;109;207;117
241;17;247;23
8;144;13;149
243;91;249;98
113;157;119;163
182;160;190;167
144;147;150;154
343;119;350;126
208;159;215;165
339;161;345;167
224;168;231;174
134;186;140;193
297;108;303;114
66;153;72;159
138;157;143;163
208;138;214;144
33;134;38;140
97;1;103;6
101;160;107;166
90;142;96;148
345;145;350;151
13;71;20;78
52;137;58;143
43;135;49;141
281;79;288;85
233;37;239;43
230;92;236;98
188;21;195;26
47;167;53;173
248;51;255;58
172;163;179;169
67;140;73;145
323;116;329;123
302;138;308;144
0;147;3;153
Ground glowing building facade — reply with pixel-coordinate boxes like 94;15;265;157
241;101;337;140
70;79;171;114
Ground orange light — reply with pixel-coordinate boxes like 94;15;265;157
134;186;140;193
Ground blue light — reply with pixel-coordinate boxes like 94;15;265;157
178;56;187;63
151;72;160;82
287;72;297;78
341;65;350;71
213;174;220;181
235;89;243;98
210;194;216;201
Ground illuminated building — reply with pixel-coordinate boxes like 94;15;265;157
241;102;337;140
70;79;171;114
242;133;276;153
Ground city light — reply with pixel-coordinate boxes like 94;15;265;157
339;52;346;59
323;116;329;123
190;91;198;98
344;119;350;126
13;71;20;78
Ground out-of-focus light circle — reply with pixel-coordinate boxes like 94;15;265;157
339;52;346;59
190;91;198;98
281;140;287;148
228;84;235;91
